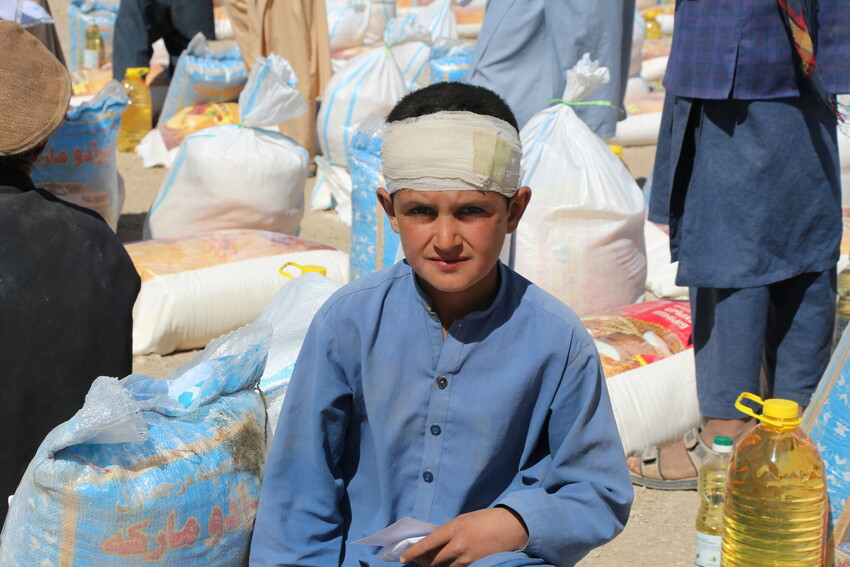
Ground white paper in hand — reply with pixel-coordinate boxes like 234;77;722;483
352;517;438;562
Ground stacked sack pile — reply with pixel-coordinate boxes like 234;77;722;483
137;53;350;357
512;54;695;457
312;0;481;222
1;320;273;565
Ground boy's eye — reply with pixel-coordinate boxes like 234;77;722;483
407;206;434;216
459;206;485;215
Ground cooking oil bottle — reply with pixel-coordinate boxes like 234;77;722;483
117;67;152;152
721;393;827;567
694;435;733;567
83;22;102;69
644;11;662;40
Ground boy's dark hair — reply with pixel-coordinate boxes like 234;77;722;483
386;82;519;131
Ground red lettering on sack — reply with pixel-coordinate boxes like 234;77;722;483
102;518;151;557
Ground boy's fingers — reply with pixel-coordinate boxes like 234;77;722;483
400;528;450;564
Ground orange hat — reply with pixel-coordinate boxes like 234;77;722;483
0;20;71;156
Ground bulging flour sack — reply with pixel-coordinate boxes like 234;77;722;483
316;15;421;169
145;54;309;240
31;81;127;231
513;55;647;316
157;33;248;127
0;324;270;566
126;230;349;355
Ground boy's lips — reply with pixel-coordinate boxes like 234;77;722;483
430;256;467;267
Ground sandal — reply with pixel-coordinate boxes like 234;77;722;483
629;427;712;491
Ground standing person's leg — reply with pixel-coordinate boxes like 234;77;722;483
260;0;331;158
766;270;836;406
27;0;66;68
693;286;769;420
112;0;155;81
629;286;766;487
164;0;215;76
225;0;261;71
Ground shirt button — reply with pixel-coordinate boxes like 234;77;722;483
430;424;441;436
422;470;434;483
436;376;448;389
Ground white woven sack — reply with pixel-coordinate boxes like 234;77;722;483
327;0;370;52
514;55;647;316
317;15;424;167
606;349;699;457
145;54;309;240
609;110;662;147
364;0;396;43
644;220;688;299
313;155;354;225
132;249;350;355
391;0;457;90
255;273;342;438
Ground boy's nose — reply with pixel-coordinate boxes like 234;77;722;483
434;218;462;250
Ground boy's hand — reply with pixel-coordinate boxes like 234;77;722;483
399;507;528;567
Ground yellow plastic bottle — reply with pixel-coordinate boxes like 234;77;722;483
117;67;152;152
644;11;662;40
721;393;827;567
694;435;733;567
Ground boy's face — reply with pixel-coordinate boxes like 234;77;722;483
378;186;530;309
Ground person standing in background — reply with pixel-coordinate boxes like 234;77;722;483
225;0;332;159
464;0;636;138
22;0;66;67
629;0;850;489
0;21;140;523
112;0;215;82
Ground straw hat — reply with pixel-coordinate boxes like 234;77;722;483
0;20;71;156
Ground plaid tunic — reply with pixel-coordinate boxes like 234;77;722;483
664;0;850;99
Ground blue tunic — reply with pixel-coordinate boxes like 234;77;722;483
249;261;633;567
663;0;850;99
464;0;635;137
649;0;846;288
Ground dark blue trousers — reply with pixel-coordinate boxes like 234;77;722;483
691;270;836;419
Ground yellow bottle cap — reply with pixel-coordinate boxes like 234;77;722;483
763;398;800;420
735;393;801;430
126;67;149;79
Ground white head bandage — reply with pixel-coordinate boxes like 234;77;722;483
382;111;522;197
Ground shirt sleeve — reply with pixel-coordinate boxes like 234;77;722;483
496;341;634;567
249;308;352;567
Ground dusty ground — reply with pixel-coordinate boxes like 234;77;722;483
50;2;698;564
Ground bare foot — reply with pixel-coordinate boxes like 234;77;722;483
628;418;754;480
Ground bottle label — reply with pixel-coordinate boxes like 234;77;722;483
694;531;721;566
83;49;99;70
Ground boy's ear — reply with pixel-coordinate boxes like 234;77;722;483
376;187;400;234
506;186;531;234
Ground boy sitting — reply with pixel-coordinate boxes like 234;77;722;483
249;82;633;567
